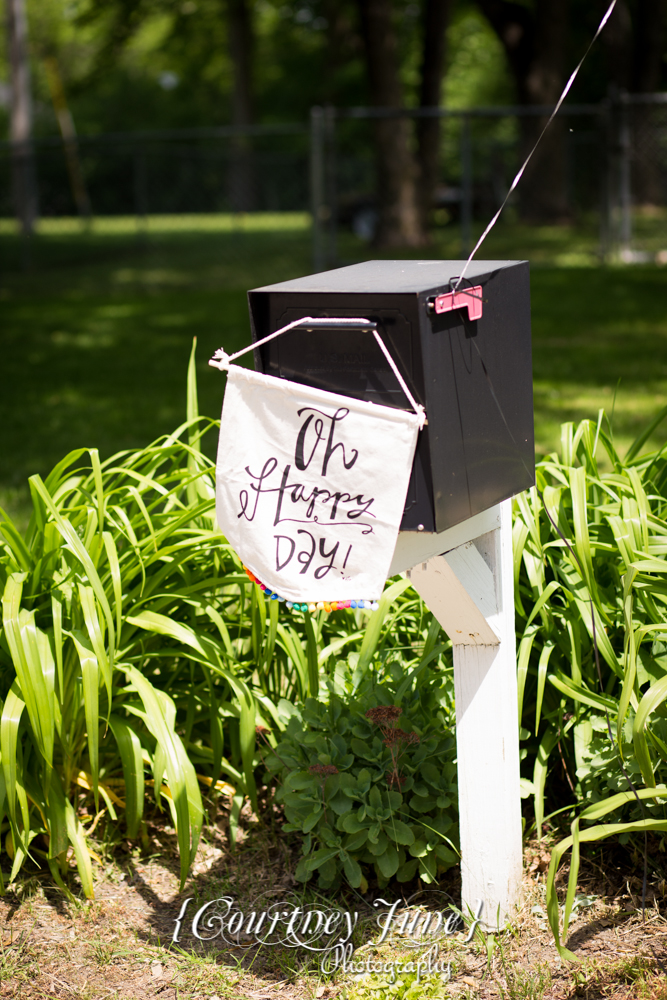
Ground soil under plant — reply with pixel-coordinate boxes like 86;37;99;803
1;801;667;1000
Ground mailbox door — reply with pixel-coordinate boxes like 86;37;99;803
248;291;436;531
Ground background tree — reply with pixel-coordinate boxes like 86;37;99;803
356;0;426;246
227;0;256;211
28;0;91;219
355;0;454;246
321;0;365;105
417;0;453;232
475;0;570;222
600;0;667;94
6;0;37;235
600;0;667;204
5;0;667;236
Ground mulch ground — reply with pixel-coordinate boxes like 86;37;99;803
1;809;667;1000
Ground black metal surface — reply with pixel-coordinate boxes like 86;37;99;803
248;259;534;534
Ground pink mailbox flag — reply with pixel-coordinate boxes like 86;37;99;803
215;365;421;605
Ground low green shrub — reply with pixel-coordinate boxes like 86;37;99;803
263;655;458;891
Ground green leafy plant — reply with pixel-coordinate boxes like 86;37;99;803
264;650;458;891
22;332;667;928
0;345;226;894
0;344;456;898
0;342;303;895
513;410;667;958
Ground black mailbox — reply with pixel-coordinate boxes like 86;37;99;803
248;259;534;534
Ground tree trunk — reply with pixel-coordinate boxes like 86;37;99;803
322;0;362;104
6;0;37;236
357;0;427;246
227;0;256;212
631;0;667;205
477;0;570;222
632;0;667;93
43;55;91;220
601;0;633;90
520;0;569;222
601;0;667;207
417;0;452;231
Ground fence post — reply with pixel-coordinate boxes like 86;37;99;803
461;115;473;258
324;106;337;270
619;90;632;259
310;106;326;272
134;142;148;238
7;0;38;252
598;98;612;262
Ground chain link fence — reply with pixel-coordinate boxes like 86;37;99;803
0;124;310;222
606;93;667;263
311;94;667;270
1;95;666;270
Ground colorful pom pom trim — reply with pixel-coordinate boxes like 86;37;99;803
242;565;379;613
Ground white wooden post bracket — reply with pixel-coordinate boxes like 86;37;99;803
404;499;522;930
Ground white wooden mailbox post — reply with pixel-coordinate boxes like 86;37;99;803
389;500;522;929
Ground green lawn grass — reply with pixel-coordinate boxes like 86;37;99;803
2;212;667;525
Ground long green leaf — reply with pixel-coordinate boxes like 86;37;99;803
618;573;638;749
355;578;412;681
516;626;538;727
547;806;667;960
108;715;145;839
2;576;55;770
125;665;203;886
44;772;68;860
632;674;667;787
0;681;29;847
70;630;100;807
626;403;667;462
535;641;555;734
533;726;560;840
65;798;95;899
126;610;258;808
78;584;112;711
29;475;116;667
302;611;319;697
548;672;617;713
569;466;597;602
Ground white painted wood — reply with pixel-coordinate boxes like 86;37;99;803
406;545;499;646
406;499;522;930
388;504;501;576
444;542;498;625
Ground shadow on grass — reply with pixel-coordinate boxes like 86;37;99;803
2;215;667;524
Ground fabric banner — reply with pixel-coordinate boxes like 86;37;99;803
215;365;421;603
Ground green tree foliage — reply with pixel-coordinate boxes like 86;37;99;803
2;0;664;147
1;0;513;139
19;0;347;135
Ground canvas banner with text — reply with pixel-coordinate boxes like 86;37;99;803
215;366;421;603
